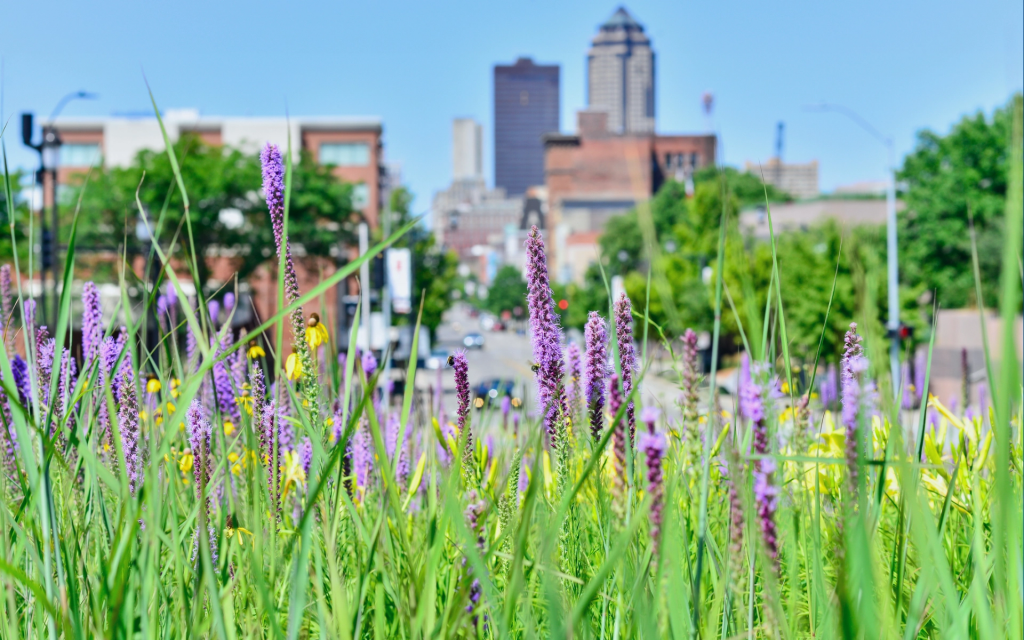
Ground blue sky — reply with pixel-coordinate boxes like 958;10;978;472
2;0;1021;218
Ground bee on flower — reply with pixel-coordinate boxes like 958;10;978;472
305;313;329;349
247;340;266;359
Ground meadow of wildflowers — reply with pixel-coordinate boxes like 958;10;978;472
0;103;1020;640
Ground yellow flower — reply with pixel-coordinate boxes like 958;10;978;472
236;392;253;415
224;421;235;436
280;450;307;500
139;410;148;421
225;525;255;546
179;452;194;475
231;463;243;475
146;377;162;394
285;350;302;381
305;313;329;349
228;452;240;463
170;378;181;398
247;340;266;359
166;402;176;414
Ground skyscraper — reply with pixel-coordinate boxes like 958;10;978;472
452;118;483;181
587;7;655;134
494;57;560;196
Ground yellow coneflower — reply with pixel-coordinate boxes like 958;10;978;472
146;377;161;394
224;421;235;436
236;391;253;415
247;340;266;359
305;313;329;349
178;452;194;475
280;450;307;500
285;349;302;381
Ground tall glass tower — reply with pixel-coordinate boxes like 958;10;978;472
587;7;655;135
493;57;560;196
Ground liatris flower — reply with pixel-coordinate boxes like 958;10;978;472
361;350;377;377
500;394;511;431
639;407;666;557
614;293;637;443
0;264;11;335
584;311;609;441
608;373;626;484
250;362;266;430
739;353;779;568
0;378;18;482
55;349;78;438
385;412;409;482
118;371;142;495
524;226;568;446
452;351;475;483
186;400;217;564
82;281;103;369
840;323;867;497
223;292;235;312
213;333;241;424
819;363;838;408
462;490;486;620
914;351;926;404
11;355;29;409
681;328;700;465
350;421;374;491
565;342;582;431
23;300;36;346
185;326;199;374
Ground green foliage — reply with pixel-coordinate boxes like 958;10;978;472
73;134;357;288
898;93;1021;308
485;264;528;318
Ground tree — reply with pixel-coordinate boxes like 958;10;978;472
384;187;459;337
486;264;528;318
73;133;357;289
898;94;1021;308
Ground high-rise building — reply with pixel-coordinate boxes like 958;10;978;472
493;57;560;196
587;7;655;135
452;118;483;181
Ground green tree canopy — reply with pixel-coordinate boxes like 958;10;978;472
898;93;1021;308
485;264;528;319
73;134;358;288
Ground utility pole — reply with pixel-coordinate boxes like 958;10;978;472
380;179;393;409
358;222;371;356
807;102;901;397
20;91;97;328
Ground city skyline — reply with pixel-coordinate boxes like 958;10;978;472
1;0;1020;220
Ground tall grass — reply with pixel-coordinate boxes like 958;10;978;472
0;95;1019;640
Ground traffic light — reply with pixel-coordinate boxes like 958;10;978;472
887;323;914;341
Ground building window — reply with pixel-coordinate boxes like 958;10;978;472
690;152;698;168
59;143;101;167
351;183;369;210
320;142;369;167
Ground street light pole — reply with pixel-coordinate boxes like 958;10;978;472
20;91;97;328
807;103;901;397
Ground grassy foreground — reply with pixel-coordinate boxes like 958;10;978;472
0;98;1019;640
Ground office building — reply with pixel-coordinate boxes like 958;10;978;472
494;57;560;196
744;158;819;200
587;7;655;135
44;110;385;225
452;118;483;181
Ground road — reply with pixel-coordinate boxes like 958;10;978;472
420;304;686;424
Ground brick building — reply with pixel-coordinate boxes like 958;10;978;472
39;110;386;339
543;110;715;282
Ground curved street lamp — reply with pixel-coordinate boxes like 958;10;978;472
806;102;900;398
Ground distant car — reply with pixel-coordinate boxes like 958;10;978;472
463;332;485;349
425;348;452;370
479;315;495;331
474;378;516;406
492;321;506;331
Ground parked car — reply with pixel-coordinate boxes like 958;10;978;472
462;332;485;349
473;379;516;406
425;348;452;370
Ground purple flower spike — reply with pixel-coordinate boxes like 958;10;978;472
119;371;142;495
82;281;103;368
501;394;512;417
584;311;609;441
223;292;235;311
614;293;637;444
186;400;217;564
639;427;666;557
524;226;567;446
361;350;377;377
11;355;30;409
840;323;867;495
681;328;699;432
609;373;626;482
213;333;240;424
207;300;221;326
739;353;779;569
0;265;11;331
565;342;582;426
640;406;660;433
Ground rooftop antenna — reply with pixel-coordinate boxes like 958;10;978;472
701;92;714;133
775;121;784;161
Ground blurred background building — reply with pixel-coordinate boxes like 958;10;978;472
493;58;560;197
744;157;819;200
587;7;655;135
